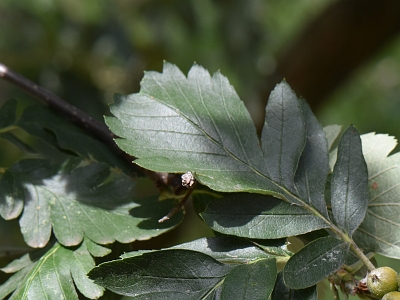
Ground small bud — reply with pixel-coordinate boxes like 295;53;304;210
181;171;196;188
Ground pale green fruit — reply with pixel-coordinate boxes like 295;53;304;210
367;267;399;299
383;291;400;300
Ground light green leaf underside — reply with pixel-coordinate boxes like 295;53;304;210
0;159;183;248
352;133;400;258
1;241;103;300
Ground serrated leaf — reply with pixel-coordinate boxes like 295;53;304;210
331;125;368;236
84;238;112;257
1;241;103;299
106;62;281;194
201;193;328;239
271;272;317;300
169;236;291;263
88;249;233;298
294;100;329;217
261;81;306;192
220;258;277;300
0;159;183;248
283;236;349;289
352;133;400;258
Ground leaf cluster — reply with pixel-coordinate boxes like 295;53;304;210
2;63;400;299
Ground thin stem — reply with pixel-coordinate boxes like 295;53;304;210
158;185;196;223
280;185;376;271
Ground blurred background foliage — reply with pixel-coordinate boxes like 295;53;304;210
2;0;400;299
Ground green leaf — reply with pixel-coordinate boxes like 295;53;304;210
271;272;317;300
201;193;328;239
0;132;37;154
352;133;400;258
169;236;291;263
105;62;278;194
0;159;183;248
261;81;306;192
331;125;368;236
0;99;17;129
0;170;24;220
1;241;103;299
220;258;277;300
294;100;329;217
88;249;233;298
17;104;130;173
283;236;349;289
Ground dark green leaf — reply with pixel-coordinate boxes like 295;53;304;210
220;258;277;300
331;125;368;236
271;272;317;300
105;62;278;194
88;249;233;298
201;194;328;239
0;99;17;128
0;132;37;154
261;81;306;192
84;238;112;257
1;241;103;299
352;133;400;258
17;105;130;172
294;100;329;218
170;236;291;263
283;236;349;289
0;159;183;248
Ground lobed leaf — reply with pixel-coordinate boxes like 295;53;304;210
283;236;349;289
201;193;328;239
0;159;183;248
0;241;103;299
106;63;277;194
331;125;368;236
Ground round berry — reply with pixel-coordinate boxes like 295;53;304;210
383;291;400;300
367;267;399;299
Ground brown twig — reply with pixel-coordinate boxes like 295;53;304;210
158;184;196;223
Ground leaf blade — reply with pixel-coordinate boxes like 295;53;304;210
352;133;400;258
201;194;328;239
220;258;277;300
261;81;306;191
331;125;369;236
88;249;233;298
283;236;349;289
294;100;329;217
